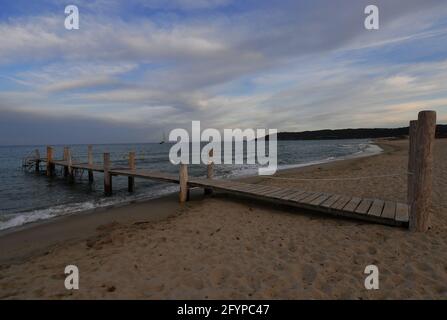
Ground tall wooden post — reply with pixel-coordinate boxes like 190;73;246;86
67;148;74;183
409;111;437;232
103;153;112;196
205;148;214;195
128;151;135;192
63;147;69;177
88;145;94;183
407;120;418;203
35;149;40;172
179;163;189;202
46;146;54;176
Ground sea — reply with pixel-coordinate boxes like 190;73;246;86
0;140;382;231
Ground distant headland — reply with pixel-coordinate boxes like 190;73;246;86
264;124;447;140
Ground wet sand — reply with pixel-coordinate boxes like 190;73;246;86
1;139;446;299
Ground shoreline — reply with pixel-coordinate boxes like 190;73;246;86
0;140;383;235
1;138;446;299
0;139;388;266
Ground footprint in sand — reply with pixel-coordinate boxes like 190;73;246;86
301;265;317;284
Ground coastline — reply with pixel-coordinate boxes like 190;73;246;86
0;140;386;265
0;139;382;234
1;138;447;299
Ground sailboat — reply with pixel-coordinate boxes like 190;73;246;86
159;132;166;144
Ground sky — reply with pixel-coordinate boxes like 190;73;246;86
0;0;447;145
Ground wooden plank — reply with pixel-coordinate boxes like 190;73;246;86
235;184;272;195
244;184;271;192
368;199;385;217
220;182;251;192
208;181;255;193
355;199;373;214
264;188;289;198
331;196;352;210
300;192;322;204
381;201;396;220
267;188;291;198
321;194;341;208
281;190;306;201
344;197;362;212
247;185;272;195
234;184;265;194
271;188;296;199
111;169;179;183
291;191;312;202
240;184;270;194
276;189;302;200
258;186;284;197
395;203;409;222
310;193;331;206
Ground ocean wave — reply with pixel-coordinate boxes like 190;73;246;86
0;141;382;232
0;185;179;232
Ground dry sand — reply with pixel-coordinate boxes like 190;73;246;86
0;139;446;299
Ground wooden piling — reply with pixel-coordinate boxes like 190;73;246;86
205;149;214;195
409;111;437;232
88;145;94;183
128;151;135;192
46;146;54;176
35;149;40;172
179;163;189;202
63;147;69;177
103;153;112;196
67;148;74;183
407;120;418;203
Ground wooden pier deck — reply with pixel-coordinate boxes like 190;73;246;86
187;178;409;227
21;111;440;231
29;156;410;227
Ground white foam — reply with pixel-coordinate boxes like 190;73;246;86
0;142;383;232
0;185;179;231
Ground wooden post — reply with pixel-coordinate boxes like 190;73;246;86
103;153;112;196
179;163;189;202
88;145;94;183
407;120;418;203
205;148;214;195
128;151;135;192
67;148;74;183
35;149;40;172
63;147;69;177
46;146;54;176
409;111;437;232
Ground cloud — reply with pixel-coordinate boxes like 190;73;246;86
0;0;447;144
140;0;232;10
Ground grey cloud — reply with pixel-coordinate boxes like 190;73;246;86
1;0;447;144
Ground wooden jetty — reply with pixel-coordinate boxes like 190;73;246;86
22;111;438;231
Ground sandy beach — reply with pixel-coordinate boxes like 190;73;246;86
1;139;446;299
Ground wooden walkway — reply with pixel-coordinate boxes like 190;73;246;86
31;158;410;228
188;178;409;227
23;110;442;232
